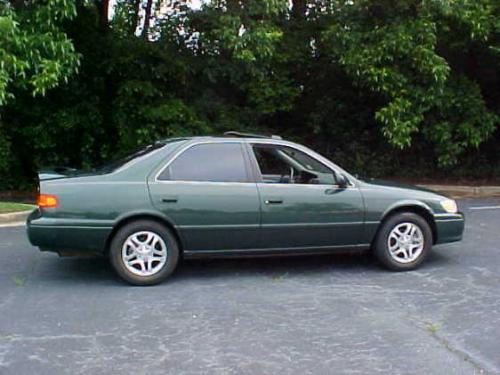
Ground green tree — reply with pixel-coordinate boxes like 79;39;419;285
0;0;80;187
1;0;499;191
0;0;80;104
322;0;499;165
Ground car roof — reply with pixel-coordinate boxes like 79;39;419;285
162;137;305;150
159;132;283;144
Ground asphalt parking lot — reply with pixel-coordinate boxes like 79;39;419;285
0;198;499;375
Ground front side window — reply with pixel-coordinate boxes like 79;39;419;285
158;143;249;182
252;144;337;185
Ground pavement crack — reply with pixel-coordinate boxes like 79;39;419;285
380;276;493;374
424;328;489;375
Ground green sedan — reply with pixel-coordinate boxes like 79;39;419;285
27;132;465;285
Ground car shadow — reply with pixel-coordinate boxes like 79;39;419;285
424;245;462;268
176;252;376;279
176;246;459;281
35;256;118;285
34;246;458;286
35;251;378;286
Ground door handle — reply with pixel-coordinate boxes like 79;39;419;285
161;197;178;203
324;188;338;195
265;199;283;205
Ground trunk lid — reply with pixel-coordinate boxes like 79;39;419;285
38;167;79;181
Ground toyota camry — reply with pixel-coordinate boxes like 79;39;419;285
27;132;465;285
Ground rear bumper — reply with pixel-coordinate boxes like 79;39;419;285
434;212;465;244
27;210;112;255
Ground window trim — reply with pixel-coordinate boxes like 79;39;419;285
153;138;356;188
155;141;252;184
247;142;350;187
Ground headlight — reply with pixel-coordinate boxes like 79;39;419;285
440;199;458;213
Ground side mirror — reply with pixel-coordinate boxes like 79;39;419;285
336;173;349;188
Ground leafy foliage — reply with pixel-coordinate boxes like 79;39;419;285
0;0;80;104
324;0;498;164
0;0;499;190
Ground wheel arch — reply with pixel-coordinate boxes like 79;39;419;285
376;203;437;245
104;211;184;255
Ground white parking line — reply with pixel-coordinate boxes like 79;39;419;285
469;205;500;210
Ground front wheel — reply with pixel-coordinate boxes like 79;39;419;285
373;212;432;271
109;220;179;285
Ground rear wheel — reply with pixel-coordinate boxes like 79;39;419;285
109;220;179;285
373;212;432;271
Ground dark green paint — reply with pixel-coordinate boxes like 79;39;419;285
148;181;261;250
27;136;465;257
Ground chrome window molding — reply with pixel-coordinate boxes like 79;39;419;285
153;138;358;187
151;180;257;187
248;140;356;188
153;140;252;184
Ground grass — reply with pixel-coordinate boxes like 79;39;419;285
271;272;289;282
0;202;35;214
11;275;26;287
425;322;441;334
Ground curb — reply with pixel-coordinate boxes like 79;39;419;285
0;221;26;228
418;185;500;198
0;210;33;225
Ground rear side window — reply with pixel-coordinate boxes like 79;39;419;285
158;143;249;182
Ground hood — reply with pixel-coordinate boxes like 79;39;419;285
360;178;448;197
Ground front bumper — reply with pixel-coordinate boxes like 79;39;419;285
433;212;465;244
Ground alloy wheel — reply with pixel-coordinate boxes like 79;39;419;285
387;222;425;264
121;231;168;276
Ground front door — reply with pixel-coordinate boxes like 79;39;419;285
148;142;260;252
249;143;365;249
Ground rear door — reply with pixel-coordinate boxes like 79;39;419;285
248;143;365;249
148;141;261;252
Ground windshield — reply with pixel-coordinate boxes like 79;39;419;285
96;140;181;174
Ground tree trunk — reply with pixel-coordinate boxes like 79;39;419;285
141;0;154;39
227;0;240;12
99;0;110;29
292;0;306;19
467;46;478;81
9;0;25;10
131;0;141;35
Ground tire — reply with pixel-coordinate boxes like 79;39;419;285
373;212;432;271
109;220;179;285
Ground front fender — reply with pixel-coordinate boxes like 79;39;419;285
380;200;435;220
361;199;438;245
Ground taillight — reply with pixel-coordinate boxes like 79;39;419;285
37;194;59;208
